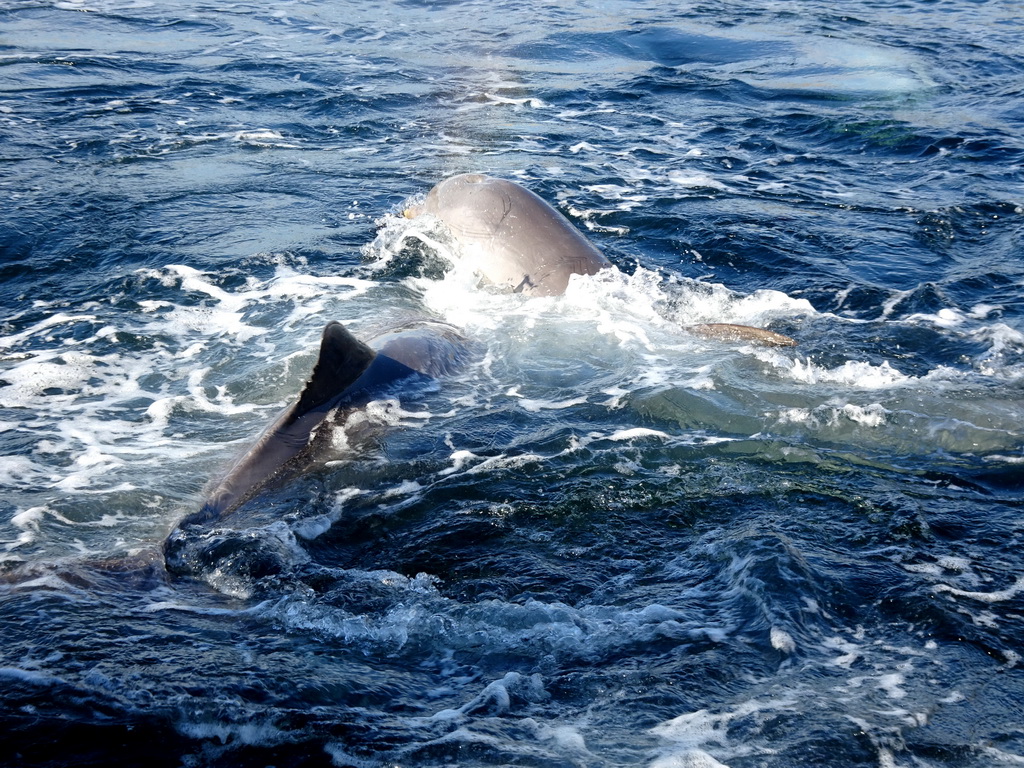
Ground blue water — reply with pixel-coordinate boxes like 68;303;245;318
2;1;1023;766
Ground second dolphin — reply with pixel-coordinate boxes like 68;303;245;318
406;173;795;347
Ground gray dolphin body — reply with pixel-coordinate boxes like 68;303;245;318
178;320;470;528
409;174;795;347
407;173;612;296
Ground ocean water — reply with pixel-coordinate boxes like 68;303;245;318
2;0;1023;766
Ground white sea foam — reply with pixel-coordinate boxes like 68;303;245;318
770;626;796;654
0;312;100;351
775;402;888;429
295;486;365;537
649;695;797;767
605;427;673;442
667;172;727;191
176;718;286;746
518;395;589;412
232;129;300;148
781;358;914;388
481;93;548;109
649;752;731;768
936;556;971;572
977;746;1024;765
441;449;481;476
0;666;60;687
5;506;46;550
934;575;1024;604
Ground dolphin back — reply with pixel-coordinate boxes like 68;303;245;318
417;173;612;296
183;322;377;525
175;319;474;532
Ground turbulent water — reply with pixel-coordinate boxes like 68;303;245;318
2;0;1024;766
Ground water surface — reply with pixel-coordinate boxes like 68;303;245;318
2;1;1023;766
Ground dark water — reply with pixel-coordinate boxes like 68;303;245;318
2;1;1023;766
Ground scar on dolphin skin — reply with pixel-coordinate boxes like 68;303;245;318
405;173;796;347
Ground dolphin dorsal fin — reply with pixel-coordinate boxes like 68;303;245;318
292;321;376;417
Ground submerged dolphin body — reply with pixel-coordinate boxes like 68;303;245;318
179;320;470;528
407;173;795;347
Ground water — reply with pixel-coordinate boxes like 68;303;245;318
2;0;1023;765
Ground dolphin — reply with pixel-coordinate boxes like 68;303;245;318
406;173;795;347
177;319;471;528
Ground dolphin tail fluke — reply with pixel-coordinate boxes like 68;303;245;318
686;323;797;347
